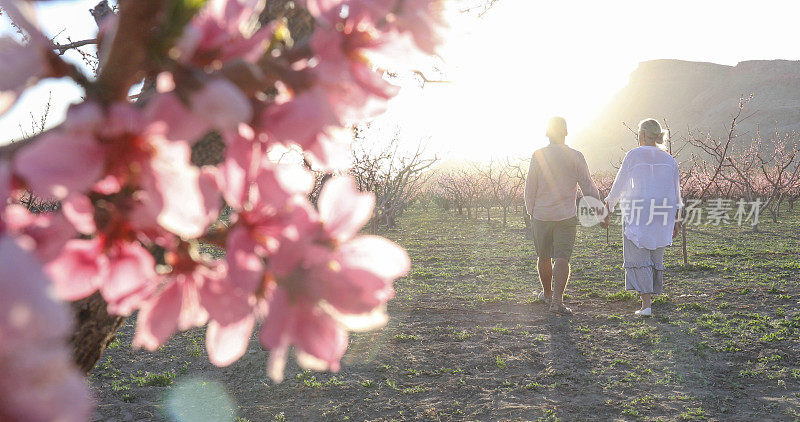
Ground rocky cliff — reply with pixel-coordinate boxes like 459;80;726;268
573;59;800;170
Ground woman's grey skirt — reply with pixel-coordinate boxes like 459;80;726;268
623;236;665;294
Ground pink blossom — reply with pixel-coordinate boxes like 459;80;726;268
0;37;47;116
317;175;374;240
259;86;340;150
219;125;262;209
4;204;76;262
144;91;211;143
0;235;91;422
46;238;107;302
311;4;400;120
177;0;273;67
0;0;54;116
189;78;253;134
104;242;159;315
98;102;221;239
149;78;252;140
220;127;314;215
394;0;449;55
223;161;314;292
0;0;444;405
133;153;318;361
133;262;240;352
259;177;409;381
260;287;347;381
206;312;255;366
136;134;221;239
132;248;256;365
61;194;97;235
45;238;158;315
257;2;403;168
225;224;266;292
257;86;351;169
14;103;106;200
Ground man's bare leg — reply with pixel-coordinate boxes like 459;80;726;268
551;258;571;306
537;257;553;301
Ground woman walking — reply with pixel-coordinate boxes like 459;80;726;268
604;119;682;316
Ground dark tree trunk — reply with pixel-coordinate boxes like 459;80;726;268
486;206;490;222
69;293;127;374
502;206;507;226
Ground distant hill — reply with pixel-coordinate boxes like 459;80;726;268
572;59;800;170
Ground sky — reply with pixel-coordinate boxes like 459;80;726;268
3;0;800;161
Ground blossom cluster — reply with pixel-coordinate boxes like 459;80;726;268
0;0;446;419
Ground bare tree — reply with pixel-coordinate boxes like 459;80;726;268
350;134;437;231
507;158;533;235
476;159;525;226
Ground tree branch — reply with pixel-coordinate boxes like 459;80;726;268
94;0;167;103
54;38;98;55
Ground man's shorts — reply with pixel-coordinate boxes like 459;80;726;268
532;217;578;260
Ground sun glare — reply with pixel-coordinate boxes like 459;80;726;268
368;1;640;163
367;0;800;164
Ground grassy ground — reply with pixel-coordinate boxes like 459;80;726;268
89;204;800;421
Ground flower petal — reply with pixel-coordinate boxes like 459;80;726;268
45;238;106;301
61;194;96;235
0;36;46;116
200;270;252;325
148;138;213;238
102;242;157;315
177;272;210;330
292;307;347;372
266;343;288;383
206;314;254;366
144;92;210;143
318;177;374;240
221;126;260;209
313;266;392;315
0;235;70;341
190;78;252;134
132;282;182;351
224;225;263;292
259;87;340;147
0;233;91;422
338;235;411;281
14;130;105;199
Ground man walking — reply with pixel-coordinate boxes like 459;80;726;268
525;117;600;315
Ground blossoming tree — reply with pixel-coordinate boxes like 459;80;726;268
0;0;450;419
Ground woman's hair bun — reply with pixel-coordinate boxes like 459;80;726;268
638;118;668;147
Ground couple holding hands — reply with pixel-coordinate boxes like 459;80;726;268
524;117;682;317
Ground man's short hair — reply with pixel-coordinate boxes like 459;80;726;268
546;117;568;139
